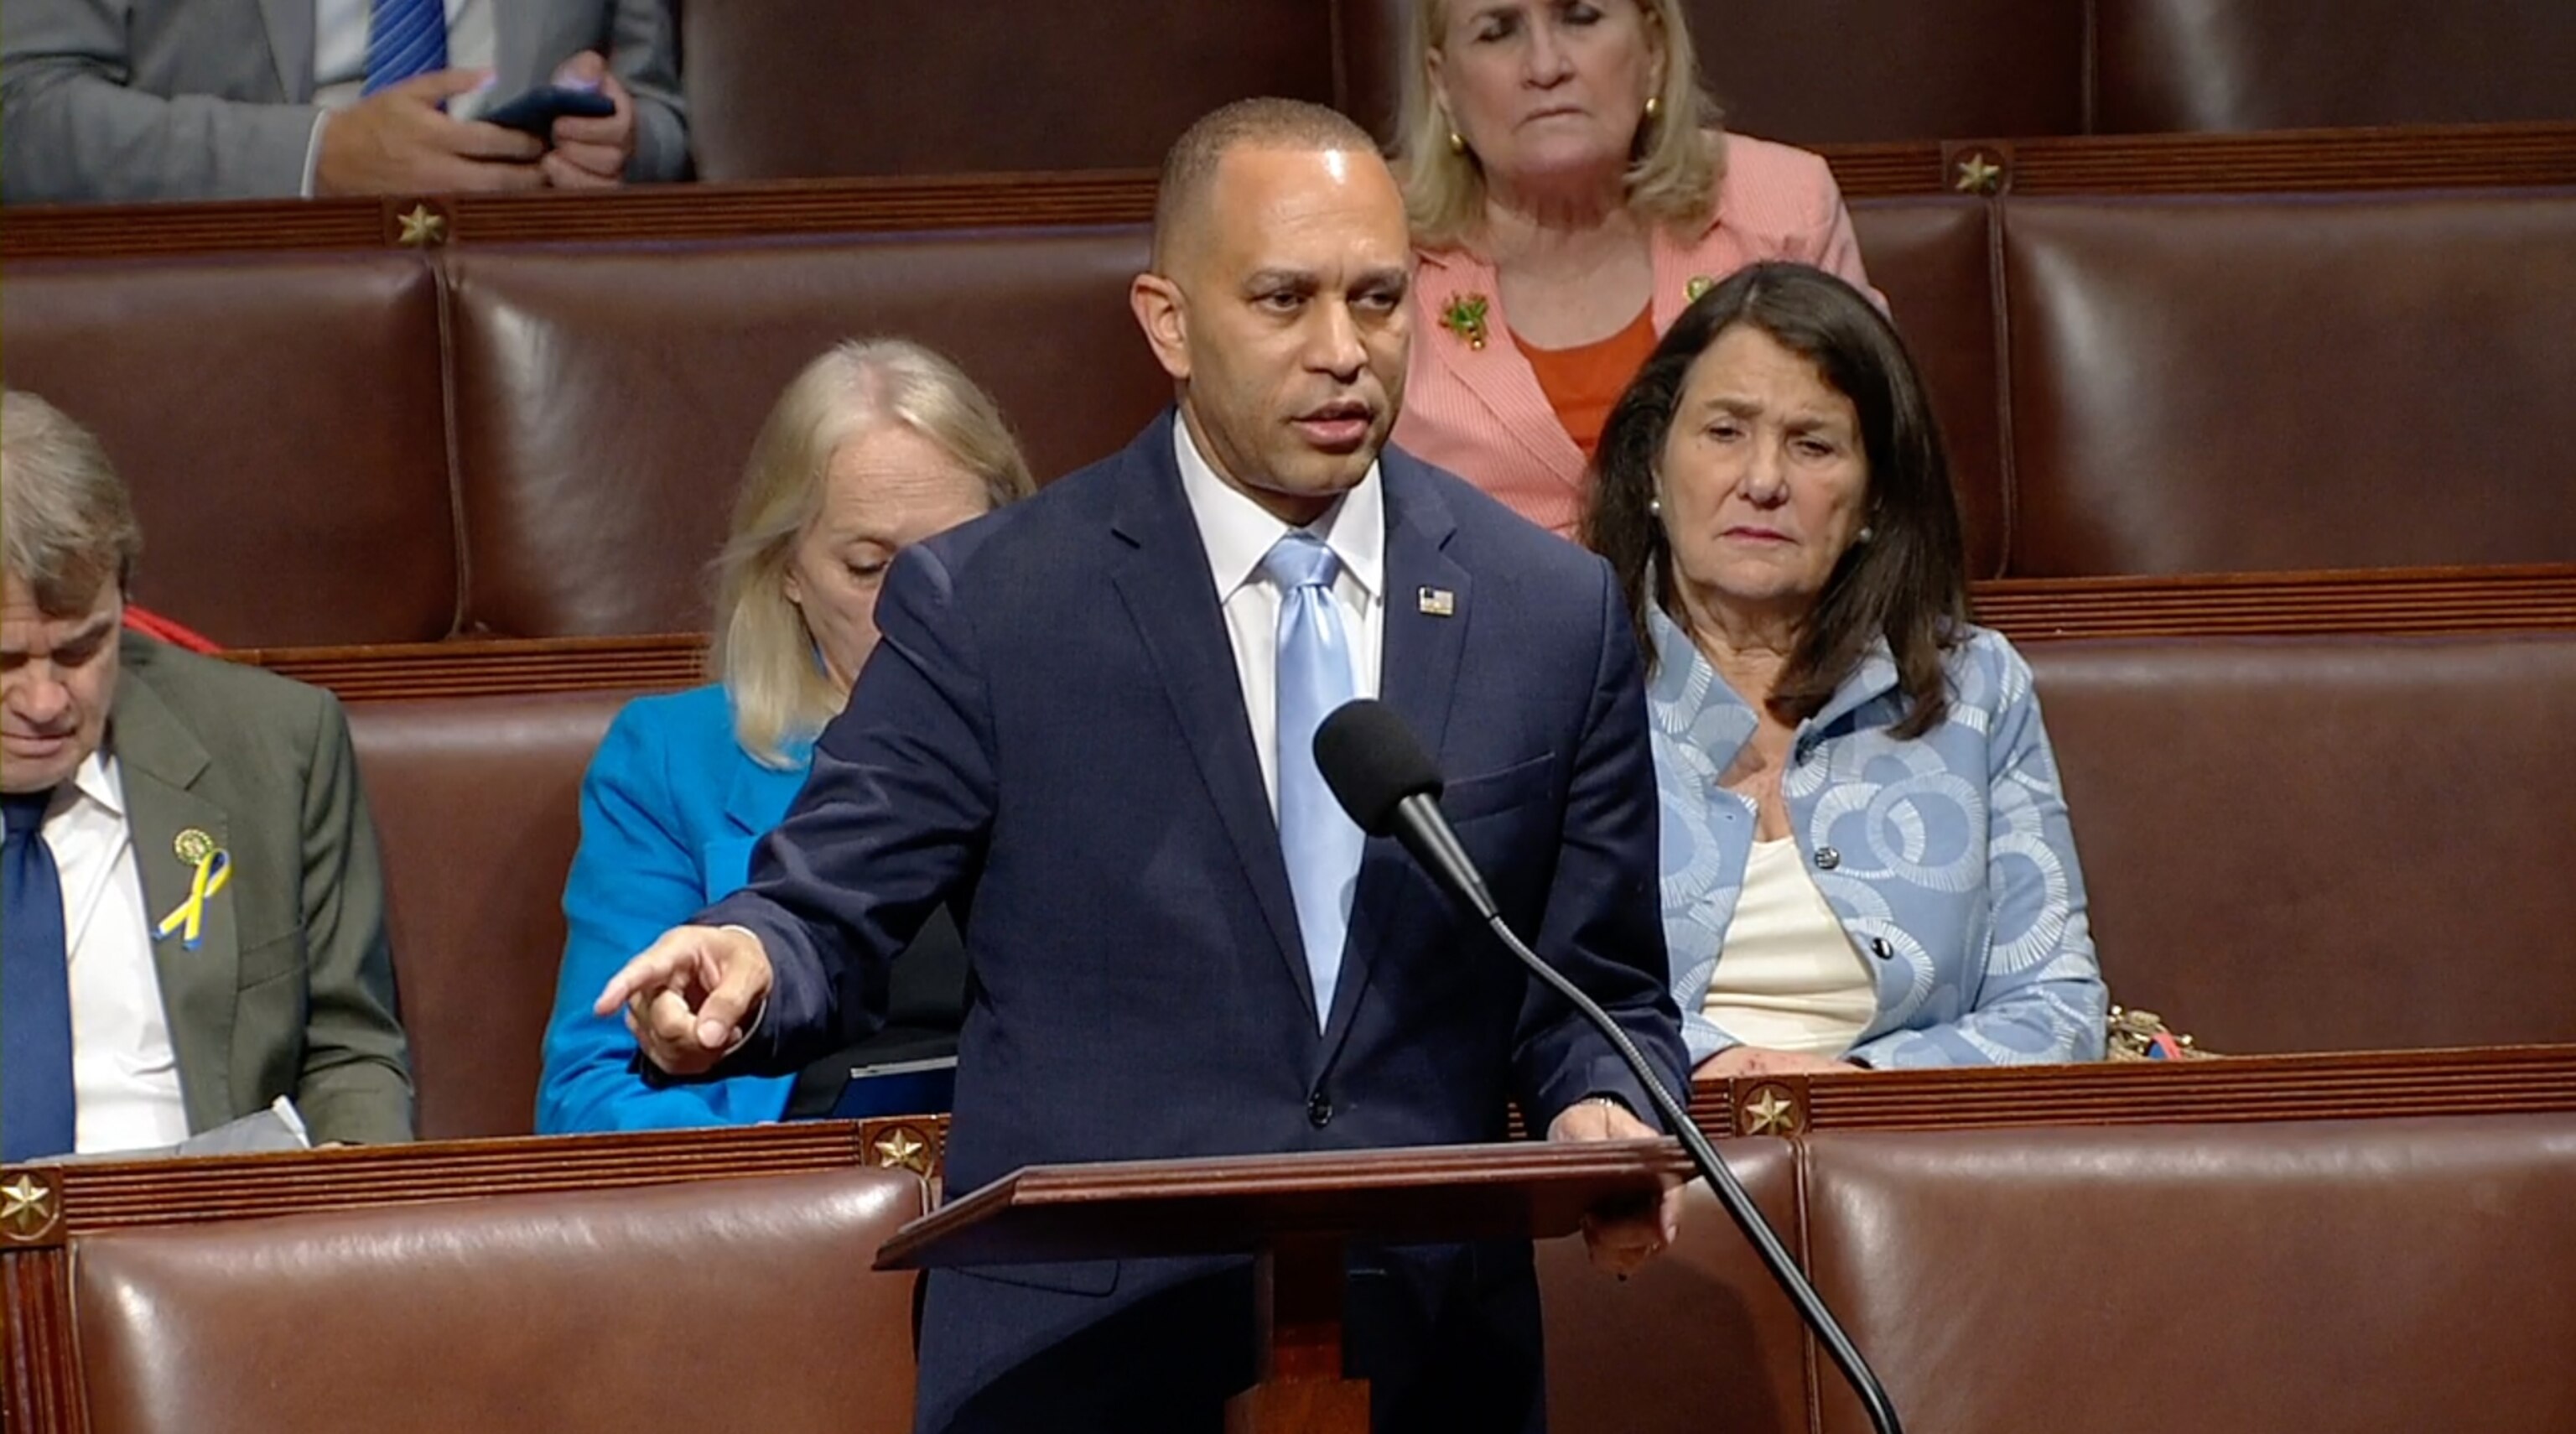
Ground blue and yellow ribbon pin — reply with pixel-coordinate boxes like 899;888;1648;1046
155;829;231;948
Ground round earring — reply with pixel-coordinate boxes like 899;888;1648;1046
1643;95;1661;122
1856;525;1876;543
1447;128;1467;156
1647;496;1664;517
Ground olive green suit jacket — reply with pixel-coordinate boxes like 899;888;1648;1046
111;634;413;1146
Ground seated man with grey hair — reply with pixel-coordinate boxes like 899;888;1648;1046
2;389;412;1161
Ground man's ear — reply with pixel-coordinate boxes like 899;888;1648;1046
1130;273;1192;382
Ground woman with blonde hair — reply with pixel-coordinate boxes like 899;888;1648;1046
538;339;1033;1132
1393;0;1879;539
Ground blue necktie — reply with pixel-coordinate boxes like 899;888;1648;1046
3;791;76;1162
362;0;449;96
1262;533;1363;1030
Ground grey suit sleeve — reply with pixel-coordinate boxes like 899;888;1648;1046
291;691;418;1145
606;0;687;183
1;0;323;203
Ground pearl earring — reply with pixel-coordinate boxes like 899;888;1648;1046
1856;525;1876;543
1647;496;1663;517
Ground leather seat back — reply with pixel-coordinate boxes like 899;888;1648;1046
74;1166;928;1434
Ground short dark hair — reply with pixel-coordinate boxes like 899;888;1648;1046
1151;97;1380;271
1583;262;1970;737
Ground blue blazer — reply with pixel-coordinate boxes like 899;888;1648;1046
537;684;808;1133
1649;605;2109;1068
703;413;1688;1433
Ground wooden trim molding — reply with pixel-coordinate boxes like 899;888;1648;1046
223;565;2576;704
1967;563;2576;640
231;631;709;702
1706;1042;2576;1139
8;123;2573;262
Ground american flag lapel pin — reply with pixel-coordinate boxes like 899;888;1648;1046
1416;586;1456;617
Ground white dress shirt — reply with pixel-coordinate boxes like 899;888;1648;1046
304;0;498;192
1172;417;1385;812
44;751;191;1154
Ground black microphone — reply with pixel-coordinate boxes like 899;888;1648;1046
1313;699;1904;1434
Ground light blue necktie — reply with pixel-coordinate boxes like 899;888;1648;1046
1262;532;1363;1030
362;0;449;96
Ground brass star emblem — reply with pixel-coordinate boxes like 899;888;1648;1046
1953;153;2003;195
396;204;448;247
1;1172;58;1240
872;1125;931;1173
1741;1084;1802;1136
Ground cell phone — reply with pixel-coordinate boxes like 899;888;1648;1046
478;83;616;136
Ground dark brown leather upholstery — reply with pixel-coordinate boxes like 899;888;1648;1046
1336;0;2090;146
1675;0;2085;144
1801;1114;2576;1434
1540;1139;1805;1434
682;0;1337;180
1848;198;2006;579
2028;635;2576;1053
73;1166;928;1434
0;254;457;646
2095;0;2576;133
347;690;636;1139
444;232;1168;636
2002;191;2576;576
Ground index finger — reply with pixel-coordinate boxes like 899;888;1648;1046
593;939;693;1016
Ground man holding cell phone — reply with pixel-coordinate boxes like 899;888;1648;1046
0;0;689;204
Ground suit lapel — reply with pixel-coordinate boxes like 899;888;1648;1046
1317;455;1471;1059
1415;252;1588;501
1104;418;1314;1013
491;1;542;91
257;0;314;100
111;657;239;1135
706;749;806;900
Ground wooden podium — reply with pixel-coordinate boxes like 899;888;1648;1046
875;1138;1684;1433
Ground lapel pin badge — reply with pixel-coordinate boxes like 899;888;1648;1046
1438;294;1490;350
1417;587;1456;617
156;831;231;949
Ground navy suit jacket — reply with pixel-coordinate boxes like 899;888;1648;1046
705;412;1685;1431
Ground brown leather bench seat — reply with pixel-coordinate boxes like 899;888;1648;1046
50;1113;2574;1434
345;689;638;1139
2002;189;2576;576
7;190;2570;643
333;628;2576;1143
69;1166;927;1434
1545;1111;2576;1434
0;251;457;647
678;0;2575;163
2028;632;2576;1053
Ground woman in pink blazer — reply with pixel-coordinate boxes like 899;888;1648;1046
1391;0;1879;539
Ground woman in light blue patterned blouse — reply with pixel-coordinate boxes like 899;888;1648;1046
1584;262;2106;1076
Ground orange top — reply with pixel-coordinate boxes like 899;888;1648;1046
1518;304;1659;461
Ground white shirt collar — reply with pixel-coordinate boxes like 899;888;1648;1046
1173;412;1384;603
68;748;125;823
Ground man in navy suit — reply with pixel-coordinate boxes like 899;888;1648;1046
600;98;1688;1433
